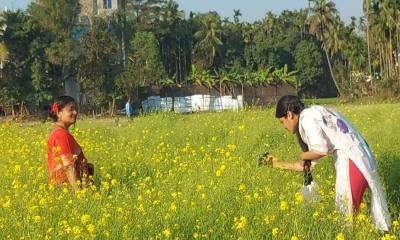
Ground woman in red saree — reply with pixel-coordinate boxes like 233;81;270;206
47;96;94;190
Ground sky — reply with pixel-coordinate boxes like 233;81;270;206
0;0;363;24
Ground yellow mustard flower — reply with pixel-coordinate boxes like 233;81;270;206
81;214;91;224
280;201;289;211
336;232;345;240
233;216;247;231
163;228;171;238
272;227;279;237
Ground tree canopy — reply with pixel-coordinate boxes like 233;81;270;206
1;0;399;114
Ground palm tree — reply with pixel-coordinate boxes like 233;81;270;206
193;12;223;70
365;0;400;90
369;0;396;81
262;12;276;37
0;42;8;79
233;9;241;24
159;0;188;83
308;0;342;96
363;0;373;76
293;9;308;39
0;42;8;67
380;0;399;79
162;0;185;23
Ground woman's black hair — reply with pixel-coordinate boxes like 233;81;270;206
275;95;305;118
49;96;76;122
276;95;308;151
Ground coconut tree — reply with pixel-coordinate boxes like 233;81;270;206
193;12;223;70
0;42;8;78
233;9;241;24
363;0;373;76
308;0;342;96
159;0;189;83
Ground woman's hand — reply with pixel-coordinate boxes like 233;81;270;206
61;155;81;191
300;150;327;162
65;165;80;191
272;160;304;172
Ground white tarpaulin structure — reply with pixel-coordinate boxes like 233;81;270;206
141;95;244;113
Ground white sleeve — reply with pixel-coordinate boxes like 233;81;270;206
300;115;329;154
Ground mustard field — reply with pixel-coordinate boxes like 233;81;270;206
0;103;399;239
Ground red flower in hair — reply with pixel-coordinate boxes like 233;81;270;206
51;102;59;113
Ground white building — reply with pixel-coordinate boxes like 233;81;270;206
79;0;120;20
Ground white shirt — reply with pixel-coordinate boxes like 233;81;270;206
298;106;391;231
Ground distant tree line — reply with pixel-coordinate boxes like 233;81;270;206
0;0;399;115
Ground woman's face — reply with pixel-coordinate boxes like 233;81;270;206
279;111;299;134
57;102;78;127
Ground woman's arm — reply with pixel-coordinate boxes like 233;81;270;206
300;150;327;161
271;150;326;172
65;165;80;191
61;155;80;191
273;160;304;171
